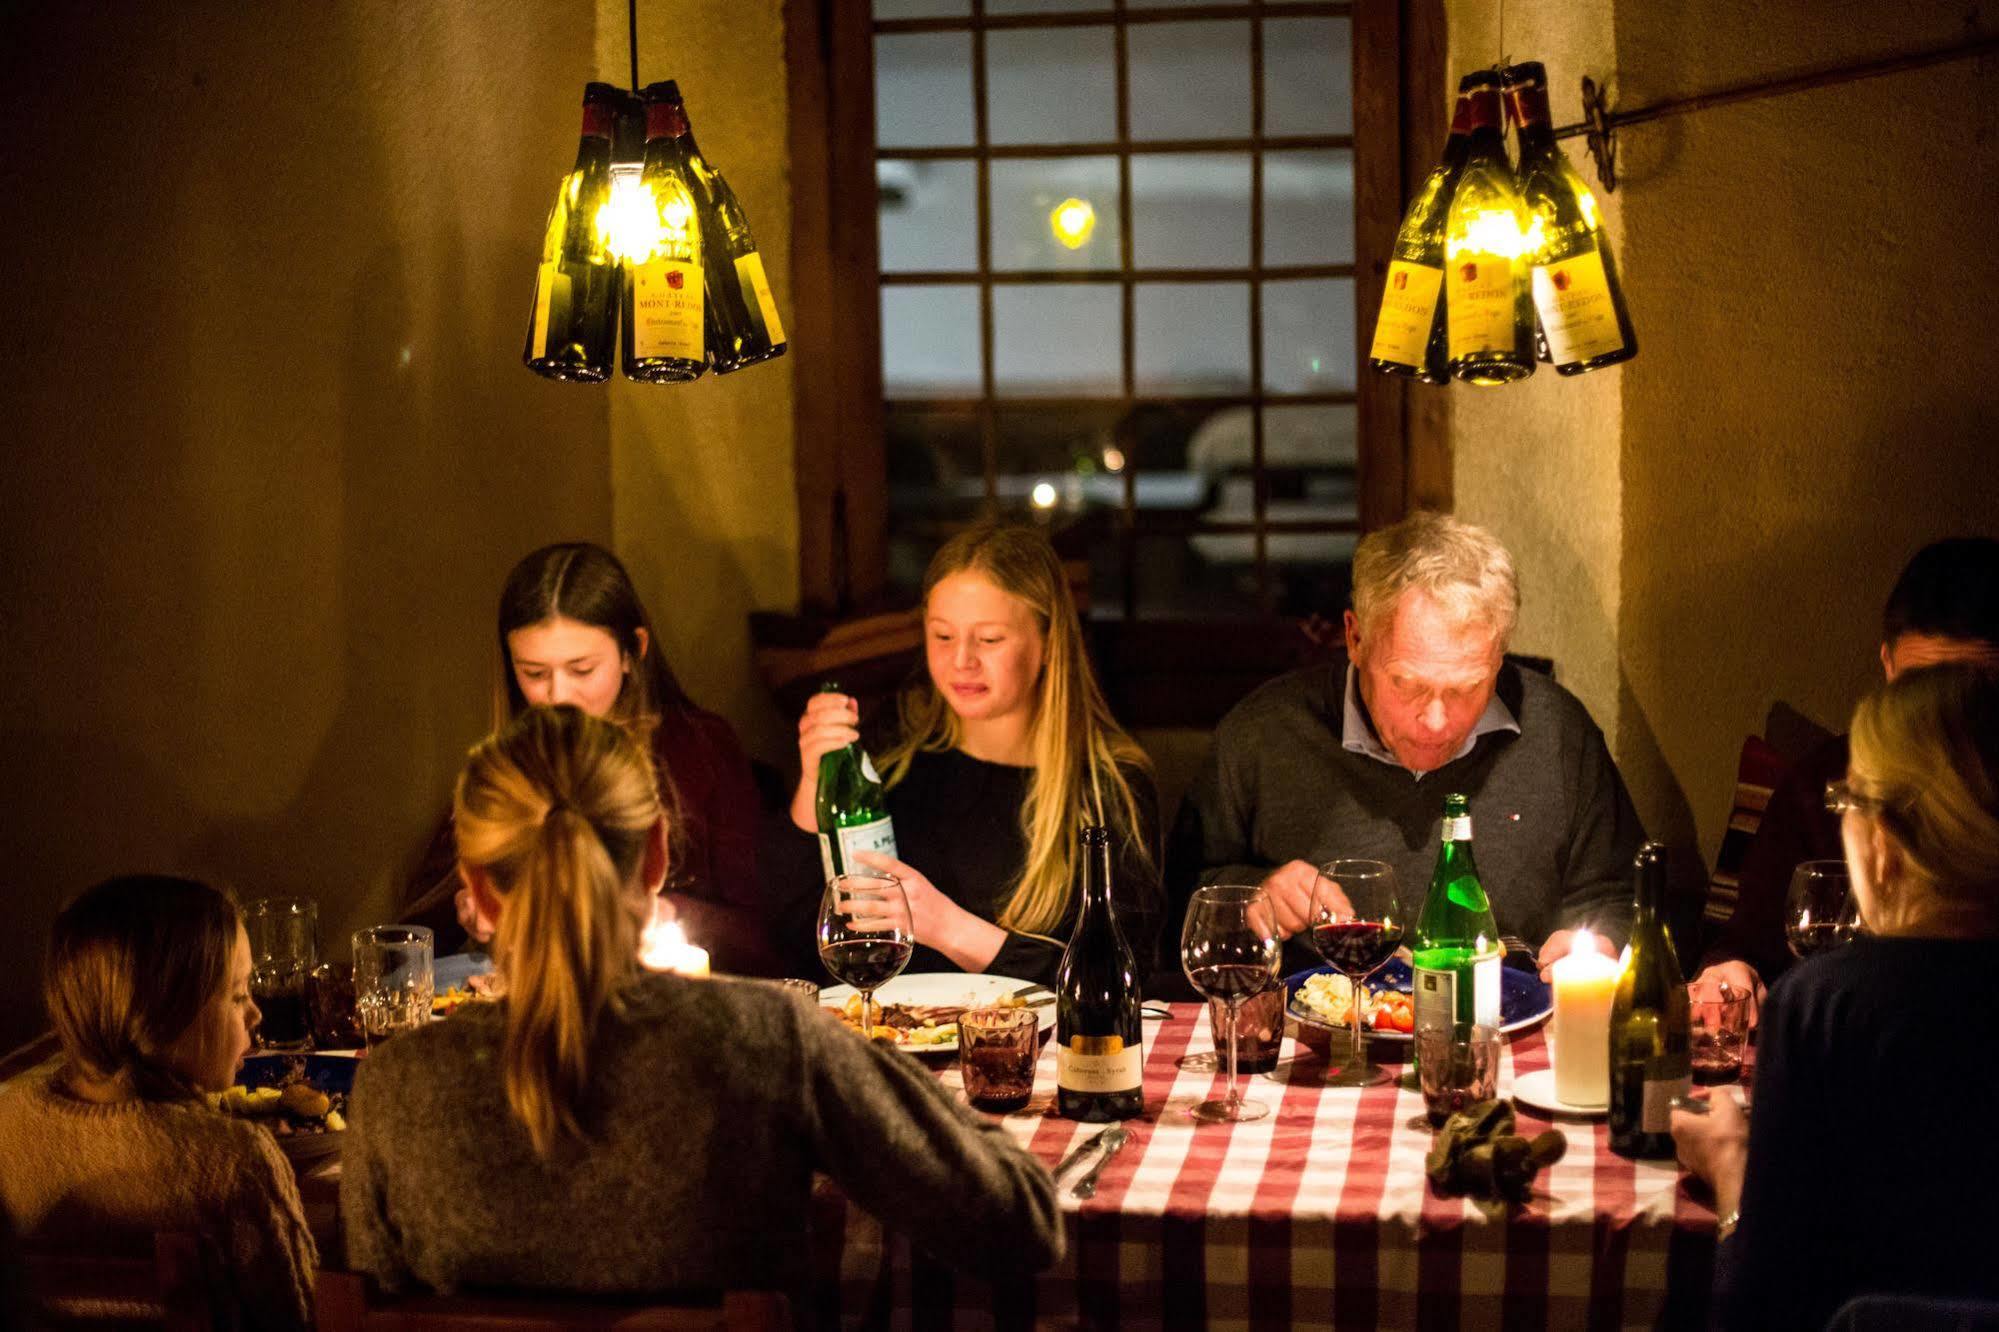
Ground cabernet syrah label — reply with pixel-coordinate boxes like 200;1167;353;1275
632;257;704;362
1057;1041;1143;1094
1447;252;1519;359
1532;250;1626;364
1370;260;1443;367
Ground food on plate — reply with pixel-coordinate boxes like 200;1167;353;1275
210;1064;347;1137
825;992;994;1046
1293;973;1415;1033
432;971;504;1017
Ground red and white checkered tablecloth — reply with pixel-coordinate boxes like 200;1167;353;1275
812;1003;1719;1331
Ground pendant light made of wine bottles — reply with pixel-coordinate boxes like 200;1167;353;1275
1368;62;1637;390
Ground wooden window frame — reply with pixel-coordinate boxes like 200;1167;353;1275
781;0;1448;725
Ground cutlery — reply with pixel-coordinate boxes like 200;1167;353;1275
1010;982;1053;1000
1052;1125;1117;1179
1071;1127;1131;1199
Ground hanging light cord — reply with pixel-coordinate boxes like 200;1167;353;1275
628;0;641;92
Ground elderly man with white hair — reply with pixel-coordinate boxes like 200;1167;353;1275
1168;510;1645;980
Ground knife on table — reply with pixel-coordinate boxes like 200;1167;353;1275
1052;1126;1116;1179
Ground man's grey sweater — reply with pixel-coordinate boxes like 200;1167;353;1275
1168;656;1646;974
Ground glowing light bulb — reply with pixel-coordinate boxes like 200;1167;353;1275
1030;480;1058;509
596;165;665;264
1049;197;1097;250
1101;446;1126;474
1447;207;1535;262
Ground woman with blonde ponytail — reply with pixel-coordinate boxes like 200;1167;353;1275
790;522;1162;985
343;704;1061;1300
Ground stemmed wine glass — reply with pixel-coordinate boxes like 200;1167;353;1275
817;872;915;1037
1181;884;1281;1124
1307;859;1406;1088
1785;859;1859;960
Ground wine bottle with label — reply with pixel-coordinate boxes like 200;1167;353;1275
1609;842;1690;1159
658;83;788;374
622;83;708;384
1503;61;1637;375
1411;794;1503;1063
1367;74;1481;385
1444;76;1536;386
522;83;623;383
1056;826;1144;1122
813;682;898;882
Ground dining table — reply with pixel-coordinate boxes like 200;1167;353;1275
809;1001;1725;1331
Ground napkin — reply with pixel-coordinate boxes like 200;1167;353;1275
1424;1100;1566;1204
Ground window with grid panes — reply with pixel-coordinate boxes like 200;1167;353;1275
871;0;1362;621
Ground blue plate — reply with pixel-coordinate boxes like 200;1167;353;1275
433;951;494;993
1284;958;1553;1041
238;1052;357;1096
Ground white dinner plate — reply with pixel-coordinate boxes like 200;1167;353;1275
818;973;1057;1054
1510;1067;1607;1118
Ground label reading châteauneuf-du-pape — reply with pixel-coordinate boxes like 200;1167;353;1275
1531;249;1625;363
1369;260;1444;367
1447;254;1517;360
631;258;704;362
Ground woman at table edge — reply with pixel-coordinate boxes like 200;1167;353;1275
0;876;316;1329
402;541;780;975
788;522;1162;986
343;705;1062;1298
1673;662;1999;1329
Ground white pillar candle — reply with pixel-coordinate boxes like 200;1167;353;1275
639;912;711;978
1549;928;1618;1107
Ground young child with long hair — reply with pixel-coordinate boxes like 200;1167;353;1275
344;705;1060;1298
0;876;316;1329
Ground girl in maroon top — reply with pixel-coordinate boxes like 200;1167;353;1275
403;543;778;975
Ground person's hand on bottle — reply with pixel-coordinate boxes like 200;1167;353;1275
850;849;1006;972
1691;959;1765;1028
1536;927;1620;981
790;691;862;833
1257;860;1346;941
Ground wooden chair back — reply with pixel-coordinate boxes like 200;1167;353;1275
315;1270;793;1332
23;1230;210;1331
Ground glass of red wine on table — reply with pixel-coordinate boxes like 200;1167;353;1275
817;872;915;1039
1180;884;1282;1124
1307;859;1407;1088
1785;859;1860;960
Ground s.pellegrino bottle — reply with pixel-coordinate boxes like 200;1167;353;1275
1609;842;1690;1160
1411;794;1502;1059
1056;826;1144;1122
523;83;623;382
1367;75;1480;384
658;83;788;374
1444;74;1537;385
1503;61;1637;375
813;682;897;882
622;83;707;384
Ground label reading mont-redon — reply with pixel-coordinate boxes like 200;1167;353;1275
1532;248;1625;363
631;257;704;362
1369;260;1444;367
1446;253;1518;359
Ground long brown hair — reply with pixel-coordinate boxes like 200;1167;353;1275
879;523;1152;936
453;705;663;1157
44;876;240;1102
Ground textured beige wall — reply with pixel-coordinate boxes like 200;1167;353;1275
0;2;621;1048
1612;0;1999;860
601;0;800;765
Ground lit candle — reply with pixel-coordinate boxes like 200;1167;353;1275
638;907;710;978
1549;928;1618;1107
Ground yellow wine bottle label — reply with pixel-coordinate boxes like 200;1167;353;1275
1057;1040;1143;1093
1446;254;1519;360
736;252;786;345
1532;249;1626;364
631;258;704;362
530;263;559;354
1369;260;1443;367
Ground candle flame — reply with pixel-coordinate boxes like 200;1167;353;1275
1570;927;1596;959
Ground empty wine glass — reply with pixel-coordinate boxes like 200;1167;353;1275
1307;859;1407;1088
1785;859;1859;960
1181;884;1281;1124
817;872;914;1037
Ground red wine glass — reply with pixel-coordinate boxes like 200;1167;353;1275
1308;859;1406;1088
817;872;914;1037
1181;884;1281;1123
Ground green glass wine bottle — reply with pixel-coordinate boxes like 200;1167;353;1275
1367;75;1481;385
623;83;708;384
656;82;788;374
1444;75;1536;386
1609;842;1690;1159
522;83;623;383
813;682;898;882
1503;61;1637;375
1411;794;1503;1055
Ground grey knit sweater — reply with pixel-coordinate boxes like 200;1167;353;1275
1168;657;1646;974
0;1060;317;1330
341;972;1062;1301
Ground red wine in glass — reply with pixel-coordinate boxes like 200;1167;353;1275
1186;962;1275;1002
1308;860;1406;1088
820;938;915;990
1309;920;1405;975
